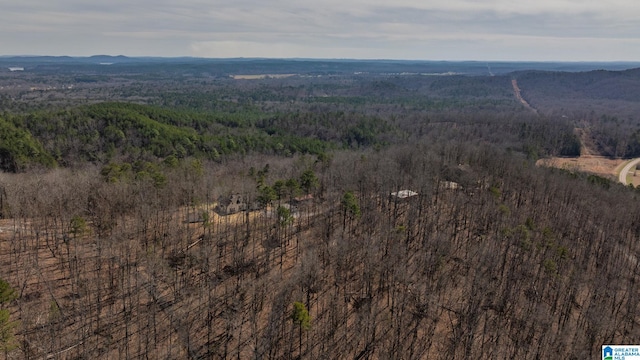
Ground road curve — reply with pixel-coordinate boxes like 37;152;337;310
618;158;640;185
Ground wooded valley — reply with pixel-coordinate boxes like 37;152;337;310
0;58;640;359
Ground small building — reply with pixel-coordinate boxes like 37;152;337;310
439;181;460;191
292;194;314;205
391;190;418;199
215;194;260;215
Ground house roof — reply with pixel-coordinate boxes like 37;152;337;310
218;193;244;207
391;190;418;199
293;194;314;202
440;181;460;190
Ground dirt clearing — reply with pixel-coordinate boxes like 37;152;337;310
537;156;625;179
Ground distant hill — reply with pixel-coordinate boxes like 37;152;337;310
512;68;640;122
1;56;639;76
515;68;640;103
512;68;640;157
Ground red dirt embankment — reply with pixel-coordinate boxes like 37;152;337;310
537;156;624;179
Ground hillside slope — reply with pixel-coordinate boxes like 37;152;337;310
1;146;639;358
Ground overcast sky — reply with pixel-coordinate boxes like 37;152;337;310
1;0;639;61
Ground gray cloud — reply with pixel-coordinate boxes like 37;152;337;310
1;0;639;60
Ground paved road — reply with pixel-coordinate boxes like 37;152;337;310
618;158;640;185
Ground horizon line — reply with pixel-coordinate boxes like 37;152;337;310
1;55;640;63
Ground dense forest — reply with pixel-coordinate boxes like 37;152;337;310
0;58;640;359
